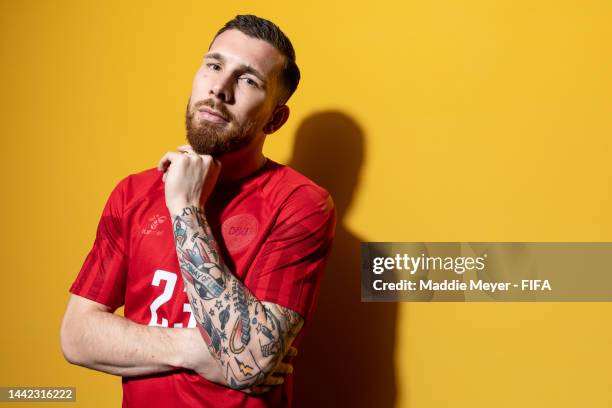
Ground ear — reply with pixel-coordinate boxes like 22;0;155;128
263;105;290;135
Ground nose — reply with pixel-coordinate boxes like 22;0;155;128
209;74;234;103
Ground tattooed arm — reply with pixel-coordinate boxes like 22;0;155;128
170;205;303;389
160;151;304;390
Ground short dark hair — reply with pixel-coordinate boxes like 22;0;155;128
211;15;300;105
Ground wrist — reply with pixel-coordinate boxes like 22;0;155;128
166;328;192;369
167;201;202;216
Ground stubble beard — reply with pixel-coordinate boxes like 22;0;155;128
185;100;259;156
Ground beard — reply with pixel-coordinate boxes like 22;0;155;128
185;99;259;156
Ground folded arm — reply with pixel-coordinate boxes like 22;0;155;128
60;294;225;381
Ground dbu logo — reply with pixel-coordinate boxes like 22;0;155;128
229;226;250;236
222;214;259;251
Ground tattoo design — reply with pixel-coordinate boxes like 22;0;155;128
175;235;226;299
189;296;200;319
171;205;305;388
231;280;251;349
258;309;282;358
229;320;247;354
197;235;218;260
225;350;265;390
235;357;254;376
199;306;222;359
259;324;275;340
219;305;230;330
173;217;187;247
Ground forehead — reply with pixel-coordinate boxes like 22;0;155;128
208;29;285;80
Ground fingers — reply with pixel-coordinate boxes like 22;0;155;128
176;145;219;169
273;362;293;375
286;346;298;357
157;151;182;172
261;375;285;386
159;146;217;171
177;144;195;154
240;363;294;395
157;149;209;173
245;385;271;395
157;147;220;194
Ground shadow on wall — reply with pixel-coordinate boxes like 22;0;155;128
289;111;398;408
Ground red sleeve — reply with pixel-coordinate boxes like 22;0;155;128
70;177;129;310
246;185;336;322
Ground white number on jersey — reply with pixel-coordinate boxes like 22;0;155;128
148;269;195;328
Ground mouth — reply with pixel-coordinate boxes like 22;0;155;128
197;107;229;123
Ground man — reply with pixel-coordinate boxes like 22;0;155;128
60;14;336;407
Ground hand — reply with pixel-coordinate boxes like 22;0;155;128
243;346;299;395
158;145;221;213
178;328;226;384
179;329;298;393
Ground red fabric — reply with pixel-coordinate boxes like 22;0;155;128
70;159;336;408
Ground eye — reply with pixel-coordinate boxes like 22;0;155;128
240;77;258;88
206;63;221;71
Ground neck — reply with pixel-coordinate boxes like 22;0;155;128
216;138;267;183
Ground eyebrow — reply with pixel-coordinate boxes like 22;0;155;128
204;52;267;85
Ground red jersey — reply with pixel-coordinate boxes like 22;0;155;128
70;159;336;408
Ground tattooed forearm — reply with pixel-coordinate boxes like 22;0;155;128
171;205;304;389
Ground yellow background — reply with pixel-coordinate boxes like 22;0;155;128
1;0;611;407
